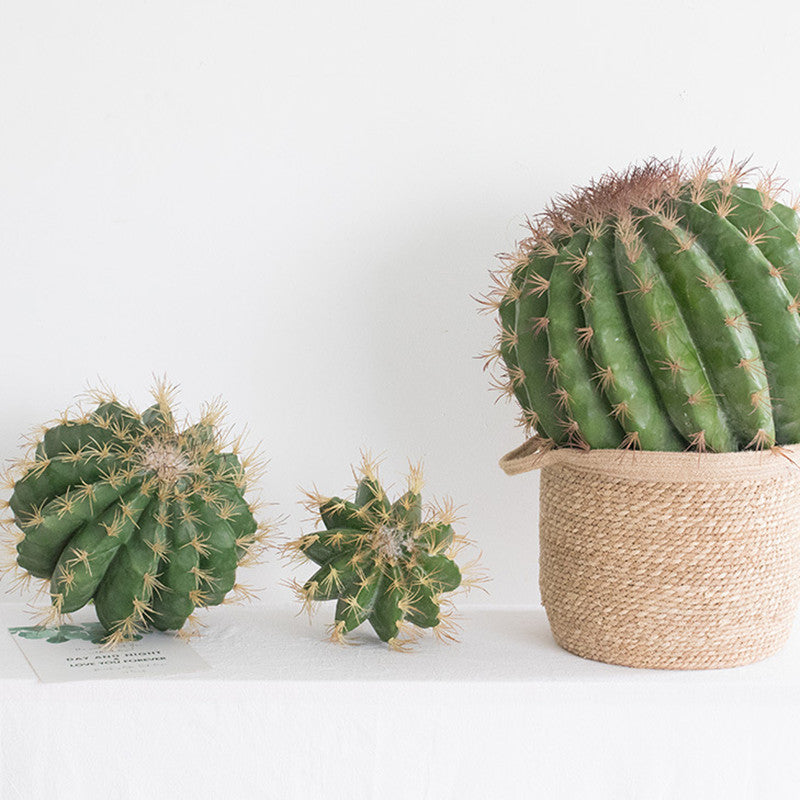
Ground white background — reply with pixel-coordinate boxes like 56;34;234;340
3;0;800;606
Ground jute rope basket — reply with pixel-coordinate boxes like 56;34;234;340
500;438;800;670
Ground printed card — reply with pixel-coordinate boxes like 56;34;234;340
6;613;210;682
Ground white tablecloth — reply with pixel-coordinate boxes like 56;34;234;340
1;604;798;800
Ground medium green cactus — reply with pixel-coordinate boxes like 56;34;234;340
484;155;800;451
286;456;479;648
1;382;271;643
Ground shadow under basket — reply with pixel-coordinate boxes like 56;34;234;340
500;438;800;670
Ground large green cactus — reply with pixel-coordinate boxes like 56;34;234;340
286;456;479;648
1;383;270;643
484;156;800;451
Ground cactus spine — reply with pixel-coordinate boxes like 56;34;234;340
484;156;800;451
286;456;480;648
1;382;272;643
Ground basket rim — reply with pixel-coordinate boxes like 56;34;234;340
500;436;800;481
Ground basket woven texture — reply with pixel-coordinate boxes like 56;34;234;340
501;438;800;669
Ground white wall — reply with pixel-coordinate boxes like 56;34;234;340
2;0;799;606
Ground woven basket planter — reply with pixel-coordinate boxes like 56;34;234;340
500;438;800;670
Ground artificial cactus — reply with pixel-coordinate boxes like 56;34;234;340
483;155;800;451
1;382;271;643
285;455;481;648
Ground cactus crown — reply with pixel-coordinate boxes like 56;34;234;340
483;154;800;452
285;454;484;649
1;380;273;643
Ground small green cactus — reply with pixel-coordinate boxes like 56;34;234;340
286;456;479;648
1;381;271;643
483;155;800;451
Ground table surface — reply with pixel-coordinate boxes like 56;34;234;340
1;603;799;800
3;601;799;688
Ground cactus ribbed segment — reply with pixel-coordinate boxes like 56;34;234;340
548;232;624;448
484;155;800;451
497;267;533;417
678;199;800;445
514;254;564;442
286;456;481;648
582;232;683;451
1;383;272;643
711;185;800;298
637;214;772;448
614;230;735;452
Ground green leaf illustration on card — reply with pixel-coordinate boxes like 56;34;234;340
8;622;141;644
